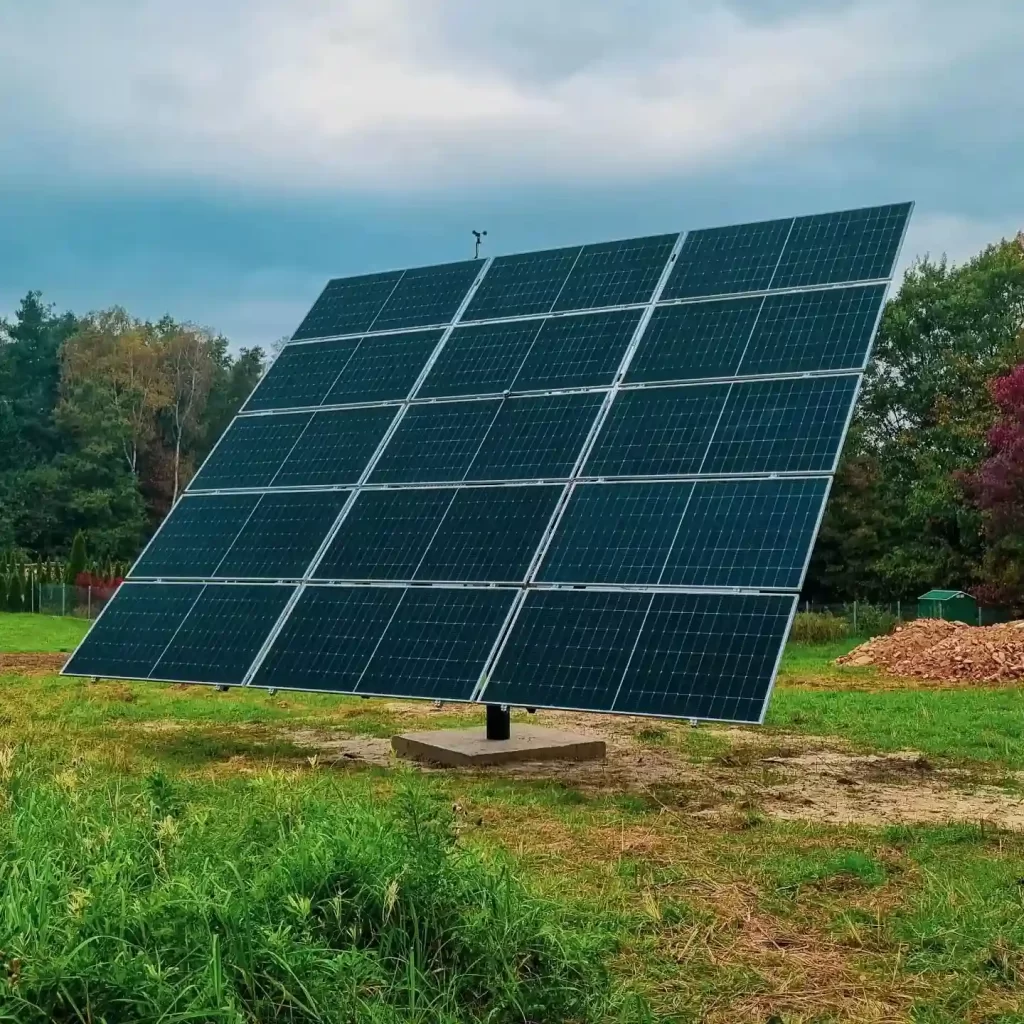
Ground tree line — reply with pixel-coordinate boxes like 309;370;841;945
2;233;1024;608
808;233;1024;608
0;293;263;563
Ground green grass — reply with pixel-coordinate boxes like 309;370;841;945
0;758;634;1023
777;636;865;679
768;686;1024;767
0;612;89;652
6;613;1024;1021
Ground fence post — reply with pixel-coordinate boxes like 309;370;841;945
88;585;91;620
853;600;858;635
62;584;66;617
897;599;901;622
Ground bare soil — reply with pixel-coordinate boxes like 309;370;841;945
0;652;68;675
287;704;1024;830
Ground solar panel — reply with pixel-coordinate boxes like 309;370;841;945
322;329;443;405
148;584;294;685
244;337;361;411
271;407;398;487
463;245;582;320
64;582;205;680
511;310;643;391
190;412;311;490
414;485;561;582
482;590;795;722
214;491;350;579
131;494;259;578
292;271;402;340
66;201;912;725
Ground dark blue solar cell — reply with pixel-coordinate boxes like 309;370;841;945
613;592;796;721
370;260;481;331
511;309;642;391
660;477;829;589
585;385;729;477
324;329;443;405
702;375;858;474
772;203;911;289
253;585;403;692
552;234;677;311
419;320;544;398
370;400;502;484
486;590;795;721
132;494;258;578
358;587;516;701
626;298;761;383
466;393;604;481
483;590;652;711
62;583;203;680
292;272;402;340
274;406;398;487
189;413;311;491
214;491;350;579
463;246;582;320
739;285;885;375
314;488;455;580
150;584;294;685
416;485;561;582
245;338;361;411
538;482;693;584
661;218;792;299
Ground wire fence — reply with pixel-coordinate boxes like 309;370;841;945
19;582;117;620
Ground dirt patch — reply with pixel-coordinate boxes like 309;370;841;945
0;652;68;676
760;749;1024;829
286;714;1024;829
287;729;393;766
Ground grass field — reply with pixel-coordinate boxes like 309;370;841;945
2;613;1024;1022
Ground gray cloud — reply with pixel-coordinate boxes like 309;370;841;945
1;0;1019;193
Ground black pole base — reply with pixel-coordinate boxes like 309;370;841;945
485;703;511;741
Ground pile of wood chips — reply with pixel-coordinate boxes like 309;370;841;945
837;618;1024;683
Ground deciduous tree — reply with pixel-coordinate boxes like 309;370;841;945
967;363;1024;609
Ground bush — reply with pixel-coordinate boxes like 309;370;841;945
846;602;898;638
0;763;634;1023
790;611;849;644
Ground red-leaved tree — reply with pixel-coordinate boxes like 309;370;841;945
968;363;1024;609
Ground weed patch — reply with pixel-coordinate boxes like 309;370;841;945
0;757;637;1023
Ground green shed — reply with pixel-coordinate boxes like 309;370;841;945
917;589;978;624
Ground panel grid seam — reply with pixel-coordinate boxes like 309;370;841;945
237;257;496;687
473;230;686;703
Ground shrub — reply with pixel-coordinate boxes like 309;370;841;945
846;602;898;638
0;763;633;1023
790;611;848;644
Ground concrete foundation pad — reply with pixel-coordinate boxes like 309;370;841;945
392;725;606;767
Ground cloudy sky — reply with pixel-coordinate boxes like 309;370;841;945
2;0;1021;348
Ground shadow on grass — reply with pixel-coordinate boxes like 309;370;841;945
140;728;320;769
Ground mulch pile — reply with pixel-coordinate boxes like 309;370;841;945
837;618;1024;683
0;653;69;676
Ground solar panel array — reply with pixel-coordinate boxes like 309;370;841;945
64;202;912;723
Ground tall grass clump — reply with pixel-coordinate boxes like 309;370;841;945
0;755;636;1023
789;611;848;644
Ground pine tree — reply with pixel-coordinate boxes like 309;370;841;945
66;531;87;585
7;570;23;613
